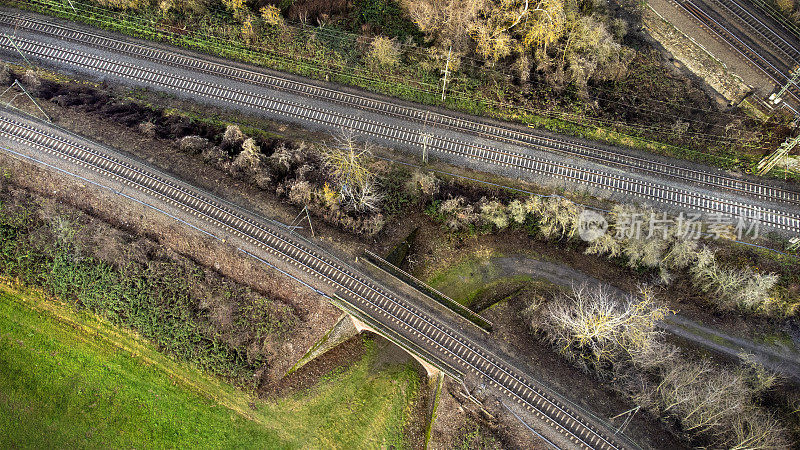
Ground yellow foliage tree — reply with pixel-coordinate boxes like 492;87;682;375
260;5;285;27
471;0;566;62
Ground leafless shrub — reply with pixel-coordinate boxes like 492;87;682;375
178;135;210;154
623;237;668;269
538;196;581;240
138;121;157;138
661;238;698;270
410;170;440;197
479;199;510;230
287;179;313;205
222;124;244;148
523;195;543;218
508;199;527;224
438;196;479;231
584;232;621;258
230;137;265;179
201;146;229;166
690;245;779;311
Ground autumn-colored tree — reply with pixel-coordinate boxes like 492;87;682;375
368;36;402;68
471;0;566;62
260;5;285;27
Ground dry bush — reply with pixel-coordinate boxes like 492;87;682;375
479;199;510;230
230;137;266;179
201;144;229;166
410;171;440;197
584;232;621;258
222;124;245;148
538;196;581;240
523;195;543;217
287;179;313;205
623;237;668;269
661;238;698;270
178;135;211;154
438;196;479;231
508;199;527;224
138;121;157;138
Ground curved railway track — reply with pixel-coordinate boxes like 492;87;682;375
2;10;800;207
1;32;799;233
0;110;635;450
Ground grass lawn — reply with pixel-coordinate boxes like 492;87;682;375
427;256;501;307
0;280;418;449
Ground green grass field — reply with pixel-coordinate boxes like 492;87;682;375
0;280;418;449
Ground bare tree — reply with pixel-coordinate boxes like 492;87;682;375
322;129;382;212
538;284;669;371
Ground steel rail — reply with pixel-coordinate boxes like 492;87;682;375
0;111;632;450
1;35;798;234
2;11;800;206
679;0;800;103
711;0;800;65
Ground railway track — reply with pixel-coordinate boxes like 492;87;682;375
0;109;635;450
712;0;800;66
1;33;800;233
2;10;800;207
679;0;800;100
677;0;800;103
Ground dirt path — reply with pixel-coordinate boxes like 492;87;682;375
491;255;800;381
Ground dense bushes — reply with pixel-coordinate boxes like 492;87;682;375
429;192;794;315
0;195;296;386
180;125;389;235
527;285;790;448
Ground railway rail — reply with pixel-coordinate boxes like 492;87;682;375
1;32;799;233
677;0;800;104
2;10;800;207
0;109;635;450
712;0;800;65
